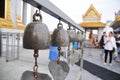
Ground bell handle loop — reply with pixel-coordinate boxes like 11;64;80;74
57;22;63;28
33;10;42;22
68;24;72;30
77;31;80;34
57;19;63;28
57;47;61;64
73;27;76;30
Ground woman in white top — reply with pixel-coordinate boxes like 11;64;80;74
104;31;117;66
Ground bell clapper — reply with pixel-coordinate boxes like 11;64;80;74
57;47;61;64
33;49;39;79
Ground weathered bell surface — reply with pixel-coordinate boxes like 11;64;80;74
21;71;52;80
52;23;69;47
23;21;51;49
67;29;76;42
75;31;82;42
48;60;70;80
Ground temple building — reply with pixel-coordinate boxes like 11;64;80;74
79;4;106;40
0;0;43;33
0;0;25;31
110;10;120;33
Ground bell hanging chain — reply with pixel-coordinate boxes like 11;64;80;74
57;47;61;64
67;43;70;56
33;49;39;79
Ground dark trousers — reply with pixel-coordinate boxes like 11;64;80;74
104;50;113;63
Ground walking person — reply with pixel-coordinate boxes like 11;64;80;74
104;31;117;66
115;33;120;53
99;32;107;59
114;33;120;62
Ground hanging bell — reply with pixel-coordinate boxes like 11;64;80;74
67;26;76;42
52;22;69;47
22;10;51;80
75;31;82;42
49;22;70;80
23;12;51;50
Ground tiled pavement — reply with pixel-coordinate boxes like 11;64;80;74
83;48;120;74
0;47;120;80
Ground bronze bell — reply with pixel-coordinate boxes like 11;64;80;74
52;22;69;47
67;27;76;42
75;31;82;42
22;10;51;80
23;12;51;50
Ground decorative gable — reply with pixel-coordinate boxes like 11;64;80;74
83;4;101;19
79;4;106;28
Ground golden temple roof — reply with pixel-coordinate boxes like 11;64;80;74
79;22;106;28
83;4;101;19
79;4;105;28
110;10;120;28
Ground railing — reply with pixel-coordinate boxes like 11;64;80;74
23;0;85;32
22;1;84;80
1;32;23;62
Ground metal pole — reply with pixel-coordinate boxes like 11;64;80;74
0;29;1;57
13;33;16;60
17;33;20;59
80;48;84;80
76;42;84;80
11;33;14;60
22;1;28;25
6;32;9;62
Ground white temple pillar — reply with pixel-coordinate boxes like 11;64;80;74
98;28;103;41
22;2;27;25
30;6;37;22
11;0;17;29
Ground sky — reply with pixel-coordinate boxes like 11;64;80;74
49;0;120;22
27;0;120;31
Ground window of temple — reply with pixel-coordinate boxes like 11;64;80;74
0;0;5;18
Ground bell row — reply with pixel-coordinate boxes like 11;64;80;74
23;21;83;50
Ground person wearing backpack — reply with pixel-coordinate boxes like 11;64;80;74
99;32;107;59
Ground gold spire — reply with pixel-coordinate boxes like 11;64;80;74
83;4;101;19
80;4;106;28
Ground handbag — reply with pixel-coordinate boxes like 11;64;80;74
112;47;115;53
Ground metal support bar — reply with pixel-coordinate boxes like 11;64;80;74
6;33;9;62
17;33;20;59
0;29;1;57
23;0;85;32
79;49;84;80
76;40;85;80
